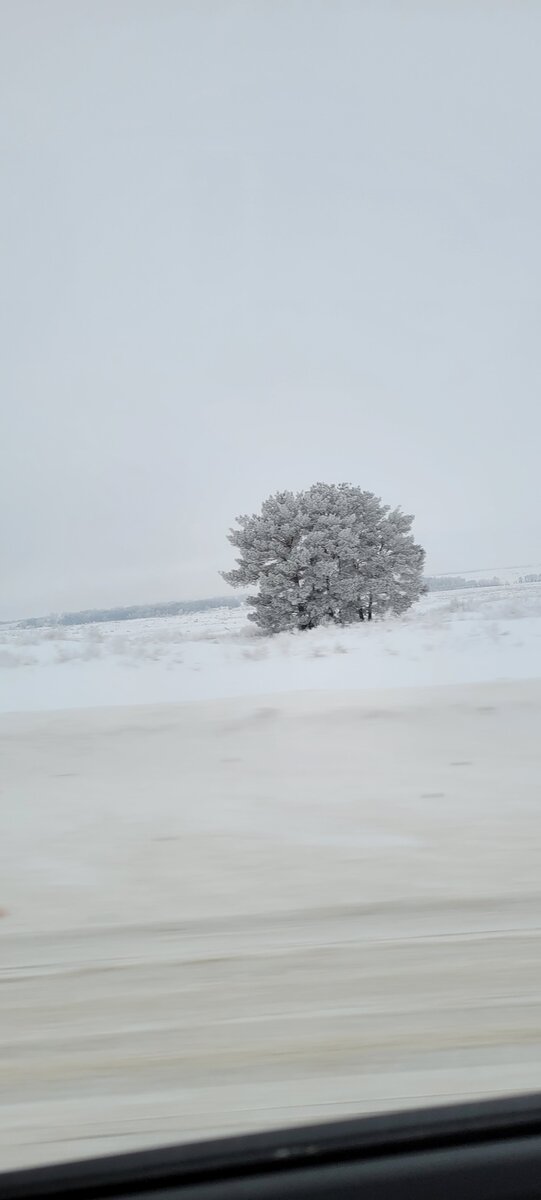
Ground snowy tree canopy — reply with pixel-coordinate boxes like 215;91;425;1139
222;483;426;633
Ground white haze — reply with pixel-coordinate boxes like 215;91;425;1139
2;1;541;619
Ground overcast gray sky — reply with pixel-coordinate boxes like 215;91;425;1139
2;1;540;619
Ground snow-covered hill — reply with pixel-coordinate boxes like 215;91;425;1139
2;582;541;712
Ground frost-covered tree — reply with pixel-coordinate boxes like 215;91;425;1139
222;483;425;634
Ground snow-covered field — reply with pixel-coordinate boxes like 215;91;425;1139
2;583;541;712
2;583;541;1168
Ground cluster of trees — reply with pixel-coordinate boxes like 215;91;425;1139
223;482;425;634
424;575;501;592
18;596;243;630
426;573;541;591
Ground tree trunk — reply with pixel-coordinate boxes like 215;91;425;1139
367;592;373;621
359;606;364;621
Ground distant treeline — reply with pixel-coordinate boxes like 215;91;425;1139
425;573;541;592
425;575;502;592
15;573;541;628
18;596;245;629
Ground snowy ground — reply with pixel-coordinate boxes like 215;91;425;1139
2;583;541;712
1;585;541;1168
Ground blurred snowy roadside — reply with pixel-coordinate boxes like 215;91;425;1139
3;582;541;1166
2;583;541;713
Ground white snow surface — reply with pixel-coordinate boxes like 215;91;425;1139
2;582;541;1167
2;583;541;713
